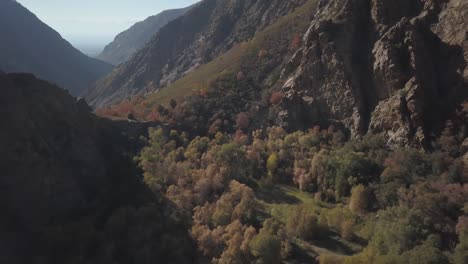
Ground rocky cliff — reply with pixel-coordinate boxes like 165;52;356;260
97;5;193;66
85;0;307;107
0;0;113;96
279;0;467;147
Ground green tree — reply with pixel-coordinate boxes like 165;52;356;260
453;232;468;264
349;185;369;214
266;152;279;180
286;207;322;241
169;98;177;109
249;232;282;264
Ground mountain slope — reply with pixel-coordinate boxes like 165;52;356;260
97;5;193;66
0;0;112;96
0;72;194;264
85;0;307;107
99;0;467;148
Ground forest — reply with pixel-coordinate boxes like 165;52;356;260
134;108;467;263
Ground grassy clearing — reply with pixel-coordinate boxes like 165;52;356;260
258;185;327;223
255;184;363;262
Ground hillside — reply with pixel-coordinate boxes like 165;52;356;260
100;0;467;148
97;5;193;66
2;71;466;263
0;0;112;96
85;0;307;107
0;72;194;264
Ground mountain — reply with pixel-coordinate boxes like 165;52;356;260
98;0;467;148
85;0;307;107
0;71;194;264
97;5;193;66
0;0;112;96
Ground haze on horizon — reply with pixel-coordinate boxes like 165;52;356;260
16;0;199;55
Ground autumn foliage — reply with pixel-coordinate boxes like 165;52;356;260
269;92;283;105
135;115;467;263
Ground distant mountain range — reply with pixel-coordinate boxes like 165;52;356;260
0;0;112;96
97;5;194;66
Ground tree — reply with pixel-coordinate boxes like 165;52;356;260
170;98;177;109
157;104;166;115
249;232;282;264
333;151;379;199
215;143;250;180
289;33;302;50
266;153;279;182
236;112;250;130
266;153;279;174
269;92;283;105
453;232;468;264
349;185;369;214
322;207;357;240
286;207;322;241
401;237;449;264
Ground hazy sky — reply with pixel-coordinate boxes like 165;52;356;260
17;0;199;53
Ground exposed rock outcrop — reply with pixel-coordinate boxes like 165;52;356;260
279;0;467;147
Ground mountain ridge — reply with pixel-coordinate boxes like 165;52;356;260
0;71;194;263
0;0;112;96
97;5;194;66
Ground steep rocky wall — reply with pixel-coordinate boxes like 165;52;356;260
279;0;467;147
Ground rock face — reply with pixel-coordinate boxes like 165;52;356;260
279;0;467;147
97;6;193;66
85;0;307;107
0;72;193;264
0;0;113;96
